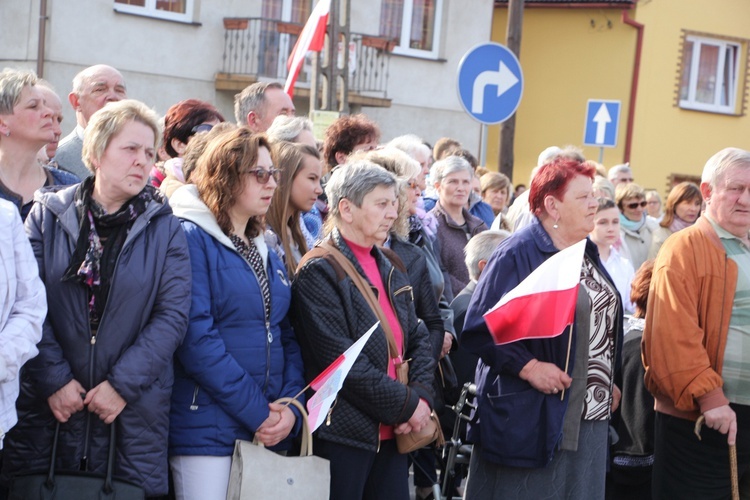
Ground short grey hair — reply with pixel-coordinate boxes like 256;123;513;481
430;156;473;186
325;161;397;226
608;163;633;182
464;230;510;281
266;115;312;143
233;81;283;125
0;68;37;115
593;176;616;200
701;147;750;187
388;134;431;161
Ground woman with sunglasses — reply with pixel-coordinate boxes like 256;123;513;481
168;128;305;500
615;182;657;271
154;98;224;197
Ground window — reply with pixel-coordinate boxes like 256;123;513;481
380;0;443;58
679;34;742;114
114;0;195;23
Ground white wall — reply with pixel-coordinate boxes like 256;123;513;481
1;0;494;157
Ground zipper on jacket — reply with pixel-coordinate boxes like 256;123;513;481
81;332;96;471
190;384;200;410
325;397;338;427
75;208;158;472
231;245;274;394
393;285;414;301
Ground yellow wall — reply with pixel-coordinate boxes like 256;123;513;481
630;0;750;194
491;2;750;195
490;8;636;185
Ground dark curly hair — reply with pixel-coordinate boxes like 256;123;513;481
162;99;225;158
322;114;380;170
191;127;268;238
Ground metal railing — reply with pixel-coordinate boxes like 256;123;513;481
221;17;393;98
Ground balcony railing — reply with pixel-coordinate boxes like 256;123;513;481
221;17;394;99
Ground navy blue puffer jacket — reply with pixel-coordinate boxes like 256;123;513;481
1;184;191;496
168;185;305;457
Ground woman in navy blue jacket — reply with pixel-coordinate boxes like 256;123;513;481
461;157;623;500
168;128;305;500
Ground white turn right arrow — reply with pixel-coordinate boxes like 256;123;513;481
593;103;611;145
471;61;519;115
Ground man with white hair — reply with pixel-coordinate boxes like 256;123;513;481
608;163;634;186
54;64;127;180
643;147;750;498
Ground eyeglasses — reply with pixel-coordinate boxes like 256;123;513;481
245;167;280;184
625;200;648;210
191;123;214;135
406;179;420;190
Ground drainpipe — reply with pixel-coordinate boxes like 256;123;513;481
37;0;48;77
621;9;643;164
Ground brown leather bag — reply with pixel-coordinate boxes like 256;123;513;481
311;241;443;454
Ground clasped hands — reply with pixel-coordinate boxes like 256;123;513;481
394;398;431;435
48;379;127;424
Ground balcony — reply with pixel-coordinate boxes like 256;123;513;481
216;17;394;108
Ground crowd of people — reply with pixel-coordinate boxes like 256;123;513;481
0;62;747;500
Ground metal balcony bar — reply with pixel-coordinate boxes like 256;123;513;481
221;17;393;98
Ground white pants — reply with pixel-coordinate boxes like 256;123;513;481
170;455;232;500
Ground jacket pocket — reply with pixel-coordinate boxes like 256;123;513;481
478;387;555;467
393;285;414;301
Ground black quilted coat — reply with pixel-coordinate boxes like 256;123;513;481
291;230;436;452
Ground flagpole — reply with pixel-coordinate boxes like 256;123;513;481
560;323;573;401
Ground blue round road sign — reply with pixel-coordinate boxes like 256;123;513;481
457;42;523;125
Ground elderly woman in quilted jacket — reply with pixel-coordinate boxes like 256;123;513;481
1;99;191;497
291;160;436;500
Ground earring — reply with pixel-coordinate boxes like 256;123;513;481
4;131;8;137
553;220;559;229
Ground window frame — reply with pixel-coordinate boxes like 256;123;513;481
679;34;742;115
113;0;196;24
384;0;444;60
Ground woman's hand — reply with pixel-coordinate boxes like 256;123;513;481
518;359;572;395
440;332;453;359
394;399;431;435
48;379;86;423
84;381;127;424
611;384;621;413
255;403;296;447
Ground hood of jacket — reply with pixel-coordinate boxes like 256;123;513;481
170;184;269;264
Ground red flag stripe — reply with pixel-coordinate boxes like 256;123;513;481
284;0;330;98
483;285;579;345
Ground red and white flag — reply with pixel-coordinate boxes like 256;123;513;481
284;0;330;98
306;322;377;433
483;239;586;345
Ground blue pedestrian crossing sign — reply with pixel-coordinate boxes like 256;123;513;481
583;100;621;148
457;42;523;125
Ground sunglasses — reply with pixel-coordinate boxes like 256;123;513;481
625;200;648;210
246;167;280;184
191;123;214;135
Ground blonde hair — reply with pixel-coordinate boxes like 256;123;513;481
82;99;160;173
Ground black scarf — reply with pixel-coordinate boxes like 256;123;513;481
62;177;159;326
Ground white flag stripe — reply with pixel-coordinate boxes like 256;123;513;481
488;239;586;312
306;322;377;433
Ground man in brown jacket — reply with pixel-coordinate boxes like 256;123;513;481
643;147;750;499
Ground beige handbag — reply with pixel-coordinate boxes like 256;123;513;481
226;397;330;500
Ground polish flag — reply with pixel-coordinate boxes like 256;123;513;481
483;239;586;345
284;0;331;98
306;322;377;433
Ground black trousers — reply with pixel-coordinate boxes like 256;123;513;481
314;437;409;500
652;405;750;500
